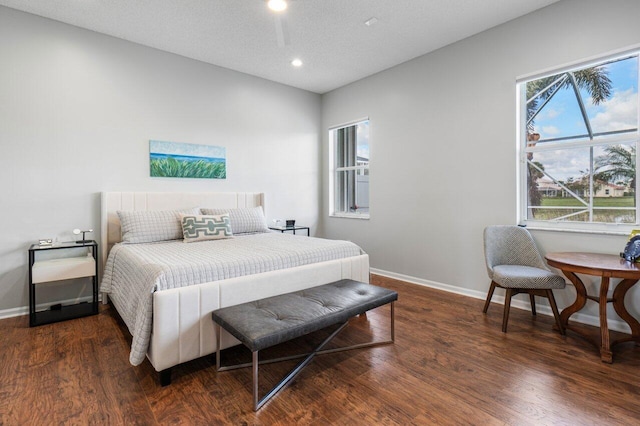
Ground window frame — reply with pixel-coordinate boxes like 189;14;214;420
329;118;370;219
517;50;640;234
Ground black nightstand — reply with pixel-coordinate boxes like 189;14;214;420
269;226;310;236
28;240;99;327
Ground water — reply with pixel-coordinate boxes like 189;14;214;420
150;153;225;163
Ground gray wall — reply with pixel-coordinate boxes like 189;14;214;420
321;0;640;328
0;7;321;314
4;0;640;329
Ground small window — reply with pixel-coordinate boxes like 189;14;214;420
518;52;639;231
329;119;369;218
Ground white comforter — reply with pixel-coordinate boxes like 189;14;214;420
100;232;364;365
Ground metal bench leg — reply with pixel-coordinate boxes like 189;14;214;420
391;301;395;342
217;302;396;411
253;302;396;411
253;351;259;410
253;321;349;411
216;324;222;371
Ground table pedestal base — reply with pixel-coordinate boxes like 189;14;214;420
559;271;640;363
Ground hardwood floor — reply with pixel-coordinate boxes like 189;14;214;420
2;275;640;425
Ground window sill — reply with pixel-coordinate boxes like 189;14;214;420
329;213;370;220
522;221;635;236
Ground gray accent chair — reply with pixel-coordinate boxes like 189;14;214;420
483;225;565;333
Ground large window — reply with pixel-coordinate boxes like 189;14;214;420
329;119;370;218
518;52;639;232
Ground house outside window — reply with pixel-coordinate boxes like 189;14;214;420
329;119;370;218
518;51;639;232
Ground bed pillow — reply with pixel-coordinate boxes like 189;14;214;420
117;207;200;244
200;206;269;234
180;213;233;242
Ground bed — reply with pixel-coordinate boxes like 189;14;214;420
100;192;370;385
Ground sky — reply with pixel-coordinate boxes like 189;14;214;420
149;140;226;160
528;55;638;182
357;120;370;161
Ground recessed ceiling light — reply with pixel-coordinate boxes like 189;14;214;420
268;0;287;12
364;17;378;26
291;59;303;67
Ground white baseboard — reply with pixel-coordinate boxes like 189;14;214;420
370;268;632;334
0;305;30;321
3;270;631;335
0;295;100;321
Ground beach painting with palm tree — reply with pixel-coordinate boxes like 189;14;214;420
149;140;226;179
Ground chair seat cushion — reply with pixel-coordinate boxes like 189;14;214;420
493;265;566;289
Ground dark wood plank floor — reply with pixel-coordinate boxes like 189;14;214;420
2;275;640;425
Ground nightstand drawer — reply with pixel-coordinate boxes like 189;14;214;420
32;257;96;283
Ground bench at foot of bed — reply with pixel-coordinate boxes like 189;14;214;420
212;279;398;411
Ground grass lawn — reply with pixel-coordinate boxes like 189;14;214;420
541;196;635;208
534;196;635;222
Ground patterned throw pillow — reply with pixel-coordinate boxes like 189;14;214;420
118;208;200;243
200;206;268;234
180;214;233;242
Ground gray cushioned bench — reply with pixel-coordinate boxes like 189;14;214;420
212;279;398;411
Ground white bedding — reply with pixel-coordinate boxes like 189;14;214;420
100;232;364;365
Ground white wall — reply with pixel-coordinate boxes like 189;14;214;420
321;0;640;327
0;7;321;313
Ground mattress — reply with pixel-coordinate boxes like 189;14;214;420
100;232;364;365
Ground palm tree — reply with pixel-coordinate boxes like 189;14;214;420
527;160;544;207
526;67;613;216
595;145;636;191
526;67;612;132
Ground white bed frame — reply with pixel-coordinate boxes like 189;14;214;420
101;192;370;384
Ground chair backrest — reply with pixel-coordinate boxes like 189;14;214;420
483;225;547;278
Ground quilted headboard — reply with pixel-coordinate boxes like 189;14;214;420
100;192;265;268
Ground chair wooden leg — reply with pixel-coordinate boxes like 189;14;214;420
502;288;513;333
529;294;536;316
546;290;565;335
483;281;497;313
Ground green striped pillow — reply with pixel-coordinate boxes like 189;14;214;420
180;214;233;242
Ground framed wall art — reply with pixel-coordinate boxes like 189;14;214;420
149;140;226;179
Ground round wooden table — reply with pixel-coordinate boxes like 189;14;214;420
545;252;640;363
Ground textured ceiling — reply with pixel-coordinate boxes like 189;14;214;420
0;0;561;93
